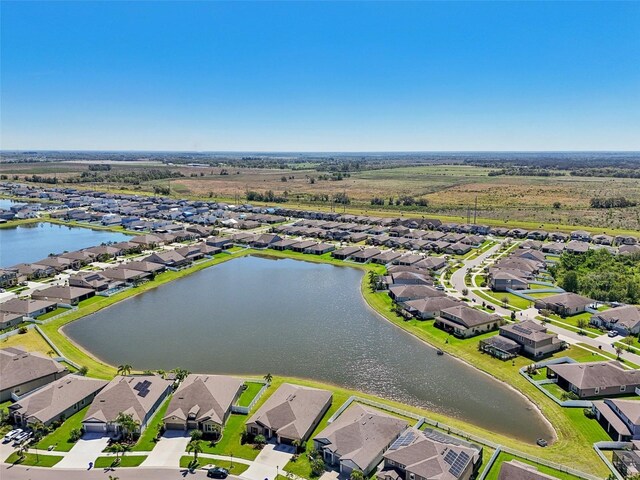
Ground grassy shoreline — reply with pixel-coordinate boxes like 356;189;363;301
4;246;610;475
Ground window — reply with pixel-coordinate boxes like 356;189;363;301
621;385;627;392
595;387;600;394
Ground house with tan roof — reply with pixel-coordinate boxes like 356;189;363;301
498;460;561;480
10;375;108;427
313;403;408;476
83;375;172;434
590;305;640;336
164;374;243;433
31;285;95;306
0;347;68;402
435;305;504;339
377;427;482;480
534;292;593;317
0;298;57;319
547;361;640;399
246;383;332;445
498;320;565;358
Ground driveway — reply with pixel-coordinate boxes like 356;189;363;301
54;433;110;469
141;431;191;468
242;443;294;480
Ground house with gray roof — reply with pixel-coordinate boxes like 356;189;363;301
332;246;362;260
0;298;57;319
547;361;640;399
0;347;68;402
590;305;640;336
593;398;640;441
164;374;243;432
10;375;108;427
389;285;445;303
313;403;408;476
498;320;565;358
403;297;463;320
246;383;332;445
83;375;172;434
377;427;482;480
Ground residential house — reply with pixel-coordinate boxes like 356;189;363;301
10;375;108;427
590;306;640;336
164;375;243;432
31;285;95;306
389;285;446;303
0;269;18;288
313;403;407;476
546;361;640;399
489;271;529;291
377;428;482;480
593;398;640;441
83;375;172;434
403;296;462;320
252;234;283;249
372;251;403;265
435;306;504;338
69;271;117;292
534;293;593;317
351;248;381;263
0;312;24;330
144;250;191;268
246;383;332;445
332;246;362;260
0;298;57;319
0;347;68;402
305;243;336;255
498;460;561;480
498;320;565;358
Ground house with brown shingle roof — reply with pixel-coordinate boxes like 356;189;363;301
0;347;68;402
164;375;243;432
10;375;108;427
590;305;640;336
435;306;504;338
534;292;594;317
313;403;407;476
83;375;172;434
593;398;640;441
31;285;95;306
246;383;332;445
498;460;561;480
377;427;482;480
0;298;57;319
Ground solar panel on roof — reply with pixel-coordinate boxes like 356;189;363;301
448;451;470;478
443;450;458;466
389;430;416;450
138;389;149;398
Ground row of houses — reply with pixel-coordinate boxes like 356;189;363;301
5;183;636;248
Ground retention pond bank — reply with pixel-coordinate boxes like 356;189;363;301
64;255;551;441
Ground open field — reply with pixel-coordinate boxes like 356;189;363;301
2;161;639;233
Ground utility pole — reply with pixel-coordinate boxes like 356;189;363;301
474;195;478;224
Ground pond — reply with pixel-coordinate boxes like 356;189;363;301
64;255;552;441
0;222;132;267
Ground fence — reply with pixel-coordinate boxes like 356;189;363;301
231;380;268;414
328;396;601;480
518;358;593;408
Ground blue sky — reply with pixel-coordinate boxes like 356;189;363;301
1;1;639;151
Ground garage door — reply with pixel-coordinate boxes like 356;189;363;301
83;423;106;433
165;423;185;430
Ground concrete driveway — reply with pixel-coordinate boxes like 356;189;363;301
54;433;110;469
141;430;191;467
242;443;294;480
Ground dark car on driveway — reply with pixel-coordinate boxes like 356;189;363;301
207;467;229;479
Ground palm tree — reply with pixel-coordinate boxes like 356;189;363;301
115;412;140;442
171;367;190;383
117;364;132;376
187;439;203;463
263;373;273;384
615;345;624;360
367;271;379;291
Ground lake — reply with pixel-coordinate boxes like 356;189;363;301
0;222;132;267
65;255;552;441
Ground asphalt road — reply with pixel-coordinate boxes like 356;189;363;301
1;464;239;480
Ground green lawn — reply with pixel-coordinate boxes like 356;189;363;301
483;452;586;480
541;382;570;400
130;394;172;451
4;452;63;467
38;307;71;320
94;455;147;468
483;291;533;310
35;405;89;451
179;456;249;474
237;382;264;407
198;413;260;460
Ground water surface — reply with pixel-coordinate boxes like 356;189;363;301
0;222;131;267
65;255;551;441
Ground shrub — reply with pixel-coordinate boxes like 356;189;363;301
69;428;83;443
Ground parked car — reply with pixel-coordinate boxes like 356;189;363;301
3;429;22;443
207;467;229;479
608;330;619;338
13;431;32;446
435;285;445;291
